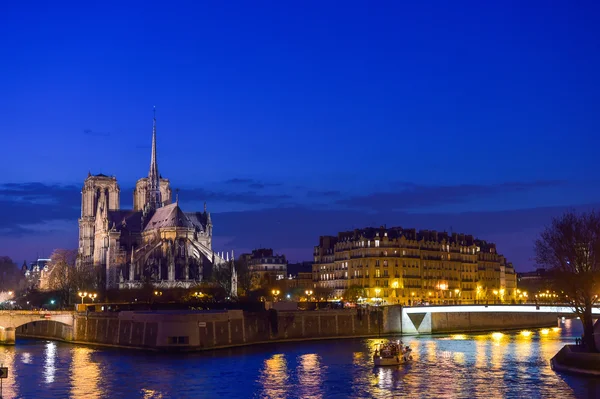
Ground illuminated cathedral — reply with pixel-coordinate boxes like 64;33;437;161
77;110;237;293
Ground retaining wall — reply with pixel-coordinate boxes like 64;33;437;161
16;307;395;351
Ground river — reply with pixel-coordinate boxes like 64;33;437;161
0;318;597;398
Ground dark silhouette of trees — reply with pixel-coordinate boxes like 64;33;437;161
535;211;600;352
0;256;25;292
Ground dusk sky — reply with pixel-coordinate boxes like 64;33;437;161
1;1;599;270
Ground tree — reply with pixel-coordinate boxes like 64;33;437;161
47;249;78;306
0;256;25;292
47;249;97;306
234;259;253;296
535;211;600;352
343;285;366;302
212;261;233;296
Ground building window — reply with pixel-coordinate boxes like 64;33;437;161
376;269;380;278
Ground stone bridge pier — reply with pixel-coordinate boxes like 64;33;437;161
0;311;75;345
0;327;16;345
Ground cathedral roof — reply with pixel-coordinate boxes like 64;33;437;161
107;210;144;232
143;203;205;231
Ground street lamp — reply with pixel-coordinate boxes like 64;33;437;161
374;288;381;305
272;289;280;301
305;290;313;301
79;291;97;304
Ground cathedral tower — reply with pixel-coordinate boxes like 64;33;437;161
78;173;120;265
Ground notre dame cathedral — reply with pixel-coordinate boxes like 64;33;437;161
77;111;237;293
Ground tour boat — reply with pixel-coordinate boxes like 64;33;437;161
373;340;413;366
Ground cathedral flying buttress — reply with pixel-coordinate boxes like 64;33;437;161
77;111;237;295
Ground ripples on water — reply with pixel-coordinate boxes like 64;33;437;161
0;319;598;398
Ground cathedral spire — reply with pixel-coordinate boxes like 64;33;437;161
147;106;162;210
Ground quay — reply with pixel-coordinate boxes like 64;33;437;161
1;304;588;350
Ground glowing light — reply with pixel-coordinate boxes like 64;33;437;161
552;327;560;332
491;332;504;340
451;334;467;340
520;330;532;337
541;329;549;335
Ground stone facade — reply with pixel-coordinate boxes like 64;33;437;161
77;112;235;293
241;248;287;290
313;227;518;305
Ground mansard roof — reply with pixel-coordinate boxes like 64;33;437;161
143;203;206;232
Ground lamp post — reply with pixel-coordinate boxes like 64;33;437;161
305;290;313;302
374;288;382;337
272;289;280;301
78;291;97;304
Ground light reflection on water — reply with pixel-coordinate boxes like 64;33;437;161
0;319;598;398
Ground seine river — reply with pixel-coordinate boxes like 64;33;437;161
0;319;598;398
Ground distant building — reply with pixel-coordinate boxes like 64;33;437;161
241;248;287;290
313;226;517;305
283;262;314;291
22;258;51;291
517;268;550;297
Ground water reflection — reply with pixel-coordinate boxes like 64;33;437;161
70;347;101;399
44;341;56;384
297;353;324;399
0;345;17;399
0;321;598;398
259;354;289;399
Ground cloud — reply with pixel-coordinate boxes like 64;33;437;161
0;179;592;271
307;190;342;198
336;180;564;211
211;202;600;268
0;182;293;237
180;187;291;205
83;129;110;137
224;178;282;189
0;182;81;236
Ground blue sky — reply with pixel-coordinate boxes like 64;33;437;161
1;1;599;269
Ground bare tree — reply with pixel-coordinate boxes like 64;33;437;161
535;211;600;352
47;249;78;306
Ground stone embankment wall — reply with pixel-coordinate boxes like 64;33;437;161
551;345;600;376
16;307;399;351
431;311;558;333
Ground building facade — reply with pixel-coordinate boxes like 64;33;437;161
242;248;287;290
312;227;517;305
77;111;235;292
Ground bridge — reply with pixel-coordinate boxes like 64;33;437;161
400;304;597;335
0;311;74;345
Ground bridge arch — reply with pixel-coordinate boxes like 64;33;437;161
0;311;74;345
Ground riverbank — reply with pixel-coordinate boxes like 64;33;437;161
16;307;398;352
13;306;562;352
550;344;600;376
